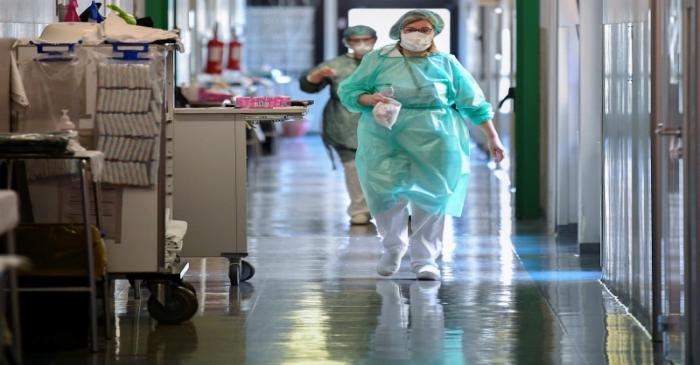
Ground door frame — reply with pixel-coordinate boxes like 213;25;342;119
686;0;699;362
651;0;699;352
650;0;665;342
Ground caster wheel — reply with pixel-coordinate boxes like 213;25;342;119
229;260;255;285
180;281;197;298
147;285;198;325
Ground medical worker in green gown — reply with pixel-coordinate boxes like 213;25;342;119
338;10;505;280
300;25;377;225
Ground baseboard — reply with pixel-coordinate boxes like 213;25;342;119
578;242;600;255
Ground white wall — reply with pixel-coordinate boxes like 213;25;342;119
0;0;55;38
578;0;603;245
323;0;337;61
555;26;580;227
543;0;602;247
0;0;138;39
542;0;558;233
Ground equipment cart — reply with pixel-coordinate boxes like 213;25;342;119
13;42;199;325
172;106;308;285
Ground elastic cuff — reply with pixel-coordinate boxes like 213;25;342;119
343;92;374;113
471;112;493;125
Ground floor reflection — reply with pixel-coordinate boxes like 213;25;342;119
24;137;671;365
367;281;451;364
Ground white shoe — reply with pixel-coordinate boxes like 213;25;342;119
350;213;371;225
377;247;407;276
414;265;441;281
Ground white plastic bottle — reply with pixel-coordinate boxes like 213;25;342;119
57;109;86;152
57;109;76;132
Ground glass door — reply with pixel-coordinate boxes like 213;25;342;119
651;0;691;361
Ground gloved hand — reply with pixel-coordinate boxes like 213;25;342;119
307;67;336;84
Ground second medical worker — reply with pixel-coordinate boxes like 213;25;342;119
338;10;506;280
300;25;377;225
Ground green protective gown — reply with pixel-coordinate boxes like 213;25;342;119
299;54;362;163
338;45;493;217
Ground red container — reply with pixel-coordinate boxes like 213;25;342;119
227;37;242;71
205;24;224;74
282;119;308;137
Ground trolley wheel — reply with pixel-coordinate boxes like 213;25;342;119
229;260;255;285
147;285;198;325
180;281;197;298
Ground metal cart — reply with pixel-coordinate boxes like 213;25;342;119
13;43;199;325
172;107;308;285
1;152;107;352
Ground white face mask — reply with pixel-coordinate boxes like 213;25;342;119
400;32;433;52
351;41;373;56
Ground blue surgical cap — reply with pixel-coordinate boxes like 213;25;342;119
343;25;377;41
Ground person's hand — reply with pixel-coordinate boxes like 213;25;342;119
488;136;506;163
359;93;390;106
307;67;336;84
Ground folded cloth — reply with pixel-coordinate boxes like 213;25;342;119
165;220;188;241
14;14;181;48
103;14;180;45
73;150;105;182
0;40;27;131
0;190;19;235
34;22;102;45
11;51;28;108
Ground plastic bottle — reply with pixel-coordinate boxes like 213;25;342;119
57;110;86;152
57;110;76;132
63;0;81;22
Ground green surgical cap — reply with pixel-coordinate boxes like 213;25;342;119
389;10;444;40
343;25;377;40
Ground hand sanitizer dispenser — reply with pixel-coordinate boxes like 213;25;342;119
57;109;76;132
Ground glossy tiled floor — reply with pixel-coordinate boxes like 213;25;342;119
28;137;666;364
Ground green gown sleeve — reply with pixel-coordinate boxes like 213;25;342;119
447;55;494;125
338;51;380;113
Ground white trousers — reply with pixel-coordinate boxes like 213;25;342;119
343;161;370;217
374;200;445;270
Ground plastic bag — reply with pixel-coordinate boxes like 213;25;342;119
15;224;107;277
14;46;87;133
372;98;402;129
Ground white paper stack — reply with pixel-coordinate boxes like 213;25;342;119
95;60;163;187
165;219;188;269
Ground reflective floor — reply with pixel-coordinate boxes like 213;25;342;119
27;137;666;364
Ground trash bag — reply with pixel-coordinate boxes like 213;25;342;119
15;223;107;277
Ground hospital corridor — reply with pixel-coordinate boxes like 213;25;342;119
0;0;699;364
29;137;658;364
